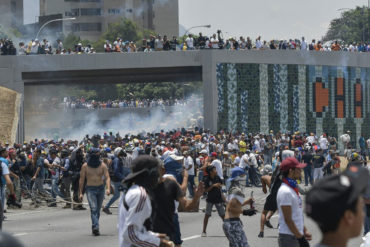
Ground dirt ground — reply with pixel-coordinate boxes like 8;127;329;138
0;86;20;144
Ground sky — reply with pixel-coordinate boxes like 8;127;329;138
24;0;367;40
178;0;367;40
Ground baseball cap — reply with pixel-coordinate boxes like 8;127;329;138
280;157;306;171
211;152;217;157
199;150;208;154
169;154;184;161
305;166;370;229
229;167;246;181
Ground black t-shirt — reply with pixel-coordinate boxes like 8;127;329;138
302;153;313;166
313;154;325;168
152;178;182;236
204;175;223;203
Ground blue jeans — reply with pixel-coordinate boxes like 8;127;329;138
51;177;65;201
198;170;203;183
86;185;105;230
365;205;370;235
244;167;250;186
187;175;195;197
173;213;183;245
1;187;5;211
303;165;313;186
104;181;121;209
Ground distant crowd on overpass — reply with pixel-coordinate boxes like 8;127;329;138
1;34;369;55
28;97;197;112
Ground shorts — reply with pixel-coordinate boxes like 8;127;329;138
263;193;277;212
222;218;249;247
278;233;299;247
205;202;225;217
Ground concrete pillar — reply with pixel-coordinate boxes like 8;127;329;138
201;50;218;132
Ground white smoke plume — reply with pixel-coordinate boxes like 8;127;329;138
25;94;203;141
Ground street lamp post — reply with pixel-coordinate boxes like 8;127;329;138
184;25;211;36
35;17;76;40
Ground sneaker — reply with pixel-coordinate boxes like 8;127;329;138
201;232;207;237
92;229;100;236
265;220;273;228
73;206;87;210
102;207;112;215
258;232;264;238
48;203;57;207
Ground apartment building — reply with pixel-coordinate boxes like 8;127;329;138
39;0;179;41
0;0;24;31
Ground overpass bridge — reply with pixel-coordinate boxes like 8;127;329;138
0;50;369;143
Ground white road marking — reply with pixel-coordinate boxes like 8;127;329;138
182;234;201;241
13;233;28;237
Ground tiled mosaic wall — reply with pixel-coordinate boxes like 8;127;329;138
216;64;370;141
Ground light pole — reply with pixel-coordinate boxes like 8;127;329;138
35;17;76;40
184;25;211;36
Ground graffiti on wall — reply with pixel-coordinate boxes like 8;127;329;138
216;64;370;143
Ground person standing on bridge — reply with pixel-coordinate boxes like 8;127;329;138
79;148;111;236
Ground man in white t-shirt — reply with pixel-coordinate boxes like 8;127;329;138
185;34;194;50
319;134;329;154
300;37;307;50
211;34;219;49
210;152;223;180
277;158;311;247
184;151;195;198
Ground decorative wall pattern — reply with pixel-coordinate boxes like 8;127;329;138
216;63;370;145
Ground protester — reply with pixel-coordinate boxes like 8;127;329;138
306;166;370;247
118;155;174;247
79;148;111;236
202;165;225;237
223;167;256;247
277;157;311;247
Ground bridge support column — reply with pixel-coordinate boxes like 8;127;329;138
202;51;218;132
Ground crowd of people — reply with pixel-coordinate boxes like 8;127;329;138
60;97;188;110
0;127;369;246
1;32;369;55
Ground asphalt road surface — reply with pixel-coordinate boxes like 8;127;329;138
4;186;363;247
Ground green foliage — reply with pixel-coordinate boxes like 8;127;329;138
62;33;91;50
92;18;155;52
324;6;369;43
64;86;97;100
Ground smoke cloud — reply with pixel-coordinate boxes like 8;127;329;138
25;93;204;141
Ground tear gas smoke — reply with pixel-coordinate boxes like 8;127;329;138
25;93;204;141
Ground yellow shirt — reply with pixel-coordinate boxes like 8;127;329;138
239;140;247;153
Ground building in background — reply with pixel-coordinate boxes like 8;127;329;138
38;0;179;41
0;0;24;31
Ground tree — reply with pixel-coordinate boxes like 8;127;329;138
93;18;155;52
62;33;91;50
323;6;369;44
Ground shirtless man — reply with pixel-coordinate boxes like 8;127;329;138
79;148;111;236
223;167;256;247
258;165;276;238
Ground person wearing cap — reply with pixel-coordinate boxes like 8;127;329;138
202;165;225;237
210;152;223;180
103;147;127;215
276;157;311;247
222;151;233;180
118;155;174;247
0;148;15;228
223;167;256;247
306;166;369;247
196;150;209;184
31;148;50;207
79;148;111;236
